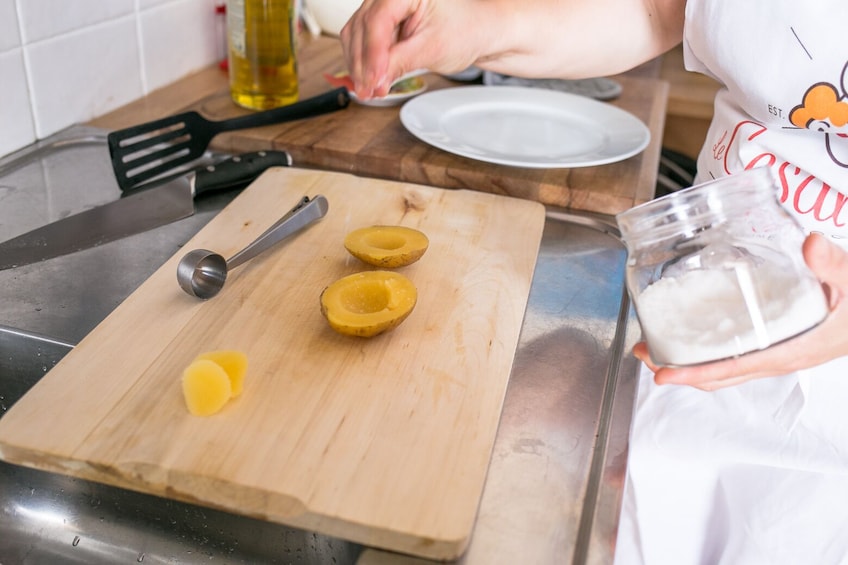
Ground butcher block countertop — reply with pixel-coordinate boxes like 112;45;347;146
90;34;669;216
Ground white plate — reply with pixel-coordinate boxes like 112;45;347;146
399;85;650;168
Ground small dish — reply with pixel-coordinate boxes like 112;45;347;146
323;71;428;107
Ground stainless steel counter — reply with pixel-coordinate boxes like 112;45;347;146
0;126;642;564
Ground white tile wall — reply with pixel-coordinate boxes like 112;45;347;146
0;0;223;159
0;49;34;158
0;0;22;52
17;0;136;43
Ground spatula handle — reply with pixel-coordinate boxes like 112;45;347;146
216;88;350;133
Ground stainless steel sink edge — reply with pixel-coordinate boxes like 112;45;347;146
544;207;642;565
0;325;74;416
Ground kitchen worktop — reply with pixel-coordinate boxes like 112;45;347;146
90;34;668;216
0;32;665;565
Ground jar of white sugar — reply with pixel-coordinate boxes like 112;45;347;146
615;167;829;367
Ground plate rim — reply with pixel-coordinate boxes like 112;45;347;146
399;85;651;168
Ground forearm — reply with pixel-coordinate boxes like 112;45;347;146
472;0;685;78
342;0;685;97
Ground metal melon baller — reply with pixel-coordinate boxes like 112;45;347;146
177;194;329;299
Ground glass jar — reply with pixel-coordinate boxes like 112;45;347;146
616;167;829;367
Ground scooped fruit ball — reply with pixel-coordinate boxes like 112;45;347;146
181;350;248;416
182;359;233;417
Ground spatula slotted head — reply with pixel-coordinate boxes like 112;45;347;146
107;87;352;192
108;111;214;191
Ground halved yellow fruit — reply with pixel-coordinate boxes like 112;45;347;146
344;225;429;268
320;271;418;337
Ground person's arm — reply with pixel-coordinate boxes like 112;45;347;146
635;234;848;390
341;0;686;98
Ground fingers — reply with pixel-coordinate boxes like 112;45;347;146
340;0;425;98
653;355;773;390
632;342;658;371
341;0;485;99
633;342;749;390
804;233;848;308
636;334;813;390
634;341;763;389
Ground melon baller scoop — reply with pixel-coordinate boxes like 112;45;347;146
177;195;328;299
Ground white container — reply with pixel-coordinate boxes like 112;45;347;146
307;0;361;36
616;167;829;367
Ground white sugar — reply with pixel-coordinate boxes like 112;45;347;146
636;262;829;366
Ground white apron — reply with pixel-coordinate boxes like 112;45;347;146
615;1;848;563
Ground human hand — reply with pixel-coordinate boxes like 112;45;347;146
340;0;482;99
634;233;848;390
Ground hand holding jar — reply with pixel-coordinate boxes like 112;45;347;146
616;167;848;391
634;232;848;390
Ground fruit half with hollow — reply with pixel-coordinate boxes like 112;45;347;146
344;225;429;268
320;270;418;337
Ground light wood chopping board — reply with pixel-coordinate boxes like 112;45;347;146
0;168;545;561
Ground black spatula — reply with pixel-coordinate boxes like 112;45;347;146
107;87;350;192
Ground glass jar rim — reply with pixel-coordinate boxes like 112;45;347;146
616;167;778;245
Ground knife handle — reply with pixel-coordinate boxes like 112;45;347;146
193;150;293;197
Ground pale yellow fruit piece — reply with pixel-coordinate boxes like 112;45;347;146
182;359;233;416
194;350;248;398
344;225;429;268
320;270;417;337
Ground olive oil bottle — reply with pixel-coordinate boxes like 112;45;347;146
226;0;299;110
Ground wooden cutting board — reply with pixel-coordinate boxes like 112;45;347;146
0;168;545;561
